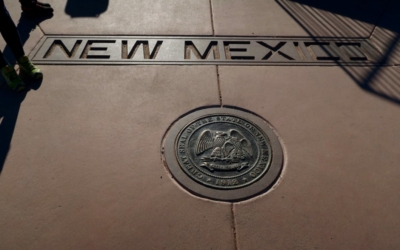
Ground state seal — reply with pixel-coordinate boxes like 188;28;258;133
176;114;271;189
163;108;283;201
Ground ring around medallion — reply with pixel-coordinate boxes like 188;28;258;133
163;108;283;201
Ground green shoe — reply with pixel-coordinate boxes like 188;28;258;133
18;55;43;79
1;65;26;92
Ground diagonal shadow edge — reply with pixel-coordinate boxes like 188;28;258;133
276;0;400;105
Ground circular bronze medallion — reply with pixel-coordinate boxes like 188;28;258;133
177;114;271;189
163;108;283;201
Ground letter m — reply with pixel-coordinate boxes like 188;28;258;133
185;41;220;60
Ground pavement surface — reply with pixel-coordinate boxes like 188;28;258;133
1;0;400;249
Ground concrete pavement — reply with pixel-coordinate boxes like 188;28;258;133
1;0;400;249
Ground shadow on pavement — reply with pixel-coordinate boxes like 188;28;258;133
278;0;391;38
0;90;26;174
0;87;26;173
65;0;109;18
2;12;53;67
0;12;48;173
0;89;24;174
0;78;42;173
277;0;400;105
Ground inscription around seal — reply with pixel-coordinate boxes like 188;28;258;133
176;114;272;189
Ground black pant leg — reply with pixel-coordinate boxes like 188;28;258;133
0;0;25;66
19;0;34;7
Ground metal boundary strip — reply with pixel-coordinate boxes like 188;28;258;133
30;35;385;66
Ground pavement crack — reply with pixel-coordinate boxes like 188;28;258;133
209;0;215;36
216;66;222;107
231;203;239;250
368;0;393;39
27;30;45;58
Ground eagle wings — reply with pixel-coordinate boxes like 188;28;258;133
195;129;253;160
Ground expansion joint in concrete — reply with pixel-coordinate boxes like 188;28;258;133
27;31;45;58
216;66;222;107
368;0;393;39
209;0;215;36
37;24;46;37
231;203;239;250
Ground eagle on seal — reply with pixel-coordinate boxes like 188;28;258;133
195;129;253;162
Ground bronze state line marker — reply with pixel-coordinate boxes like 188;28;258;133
30;35;383;66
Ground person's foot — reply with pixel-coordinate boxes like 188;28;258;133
1;65;26;92
21;0;54;17
18;56;43;79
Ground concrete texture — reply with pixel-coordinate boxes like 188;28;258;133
212;0;307;37
219;66;400;249
1;0;400;249
39;0;213;35
212;0;389;37
0;66;234;249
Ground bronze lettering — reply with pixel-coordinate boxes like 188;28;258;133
44;39;82;59
336;42;368;61
84;40;116;59
185;41;220;60
305;42;340;61
121;40;163;59
224;41;255;60
258;41;294;60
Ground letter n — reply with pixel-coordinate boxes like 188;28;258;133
44;40;82;59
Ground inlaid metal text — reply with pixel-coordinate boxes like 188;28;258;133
30;36;383;65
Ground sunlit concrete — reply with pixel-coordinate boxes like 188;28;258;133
1;0;399;249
